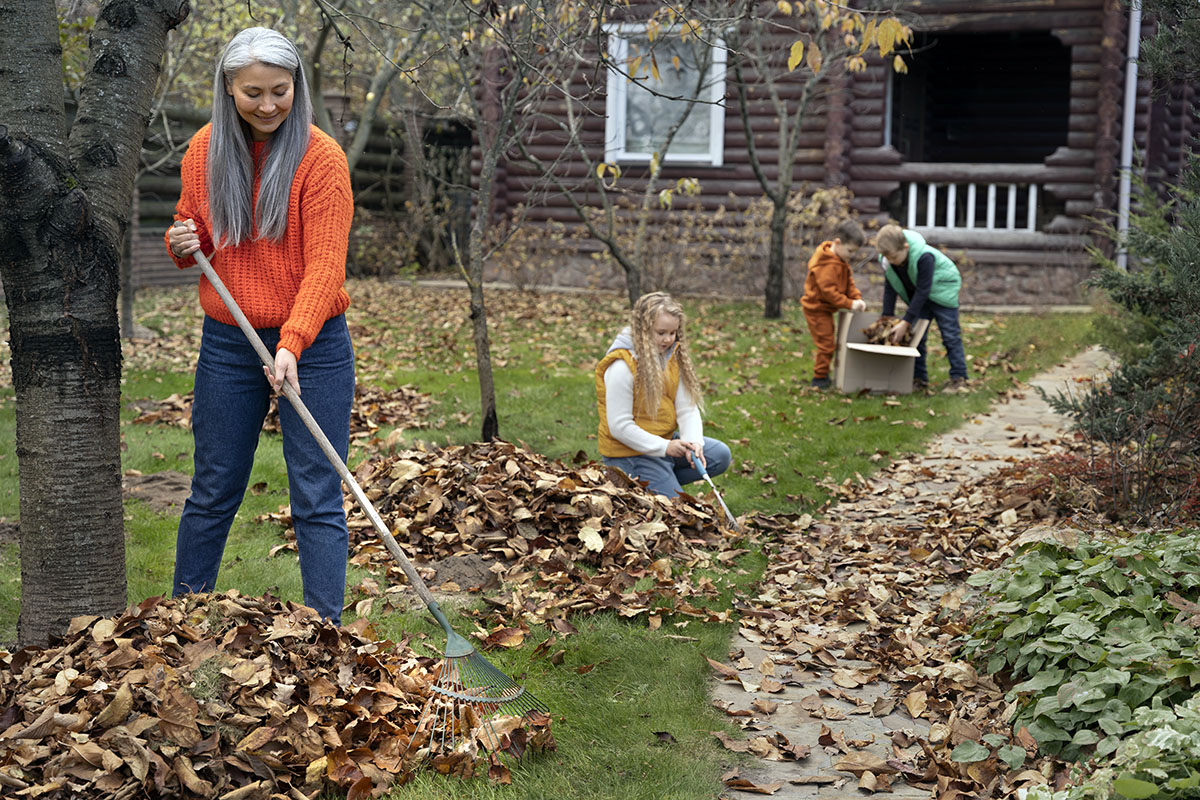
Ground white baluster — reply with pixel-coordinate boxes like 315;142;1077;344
907;183;918;229
1006;184;1017;230
947;184;957;229
966;183;977;229
986;184;997;229
1027;184;1038;230
926;183;937;228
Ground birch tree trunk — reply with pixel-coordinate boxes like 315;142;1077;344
0;0;189;645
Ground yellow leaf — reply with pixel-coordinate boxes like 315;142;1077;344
787;40;805;72
806;40;824;73
876;17;902;57
893;54;908;74
306;757;327;785
776;0;793;14
861;19;877;54
650;55;661;83
630;55;643;79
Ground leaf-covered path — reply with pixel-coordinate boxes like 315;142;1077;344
712;346;1114;798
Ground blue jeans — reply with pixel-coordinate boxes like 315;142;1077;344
174;315;355;623
603;436;732;498
914;302;968;383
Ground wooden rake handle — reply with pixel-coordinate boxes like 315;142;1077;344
177;229;448;622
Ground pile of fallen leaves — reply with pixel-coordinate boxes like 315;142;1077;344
131;384;434;439
262;440;746;628
860;316;912;346
0;592;554;799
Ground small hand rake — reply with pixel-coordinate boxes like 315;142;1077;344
179;228;547;760
689;452;740;532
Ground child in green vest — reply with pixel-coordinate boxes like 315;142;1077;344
595;292;732;497
874;224;969;391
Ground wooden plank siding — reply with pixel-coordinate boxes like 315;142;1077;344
484;0;1199;305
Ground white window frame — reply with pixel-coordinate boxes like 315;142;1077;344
603;23;727;167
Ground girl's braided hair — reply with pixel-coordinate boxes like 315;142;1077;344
629;292;703;418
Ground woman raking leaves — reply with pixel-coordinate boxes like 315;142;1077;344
165;27;355;623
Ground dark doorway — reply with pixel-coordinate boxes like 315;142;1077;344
890;31;1071;163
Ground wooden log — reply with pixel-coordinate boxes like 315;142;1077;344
1069;97;1098;114
847;146;903;166
1053;28;1104;46
1067;131;1097;148
847;163;1097;184
901;0;1103;10
847;180;901;197
1069;114;1099;131
1065;199;1098;215
850;114;885;131
850;130;886;148
908;227;1087;249
1043;182;1097;200
851;197;883;214
915;11;1102;34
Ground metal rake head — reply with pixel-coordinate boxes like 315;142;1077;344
407;649;549;768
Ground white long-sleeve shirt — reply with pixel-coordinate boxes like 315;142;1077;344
603;356;702;457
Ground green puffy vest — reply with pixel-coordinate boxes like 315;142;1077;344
883;230;961;309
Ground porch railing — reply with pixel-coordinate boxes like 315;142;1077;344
881;162;1056;233
903;181;1041;232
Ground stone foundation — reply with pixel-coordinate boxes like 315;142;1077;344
485;251;1098;307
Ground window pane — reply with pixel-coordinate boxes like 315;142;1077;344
624;36;711;156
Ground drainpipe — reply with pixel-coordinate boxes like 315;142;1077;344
1116;0;1142;271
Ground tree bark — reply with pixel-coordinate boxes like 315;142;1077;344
763;195;789;318
0;0;189;646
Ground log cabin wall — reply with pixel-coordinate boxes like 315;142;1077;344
492;0;1199;306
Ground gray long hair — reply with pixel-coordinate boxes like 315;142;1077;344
208;27;313;246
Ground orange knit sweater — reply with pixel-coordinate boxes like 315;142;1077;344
167;123;354;357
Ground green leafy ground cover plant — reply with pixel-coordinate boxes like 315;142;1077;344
1025;694;1200;800
962;529;1200;764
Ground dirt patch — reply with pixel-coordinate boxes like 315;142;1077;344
426;554;500;592
122;470;191;514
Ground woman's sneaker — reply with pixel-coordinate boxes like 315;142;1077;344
810;377;831;390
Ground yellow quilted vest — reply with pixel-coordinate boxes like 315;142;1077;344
595;348;680;458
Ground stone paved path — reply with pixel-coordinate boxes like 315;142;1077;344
715;346;1114;799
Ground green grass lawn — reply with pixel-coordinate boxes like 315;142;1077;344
0;282;1102;798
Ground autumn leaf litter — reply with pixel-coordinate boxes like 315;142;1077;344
0;592;553;798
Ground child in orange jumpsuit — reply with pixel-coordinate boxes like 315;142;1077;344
801;220;867;389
